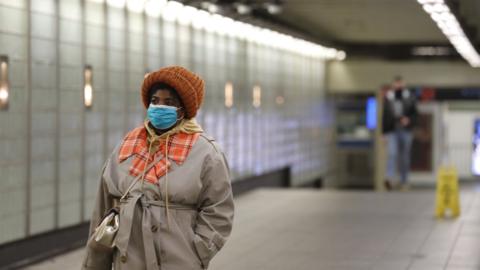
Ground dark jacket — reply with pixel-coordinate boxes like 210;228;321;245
382;88;418;134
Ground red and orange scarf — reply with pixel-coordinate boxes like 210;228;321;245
118;126;200;184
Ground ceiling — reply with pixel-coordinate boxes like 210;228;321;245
271;0;480;59
279;0;446;44
186;0;480;60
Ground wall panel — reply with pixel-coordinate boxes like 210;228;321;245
0;1;332;245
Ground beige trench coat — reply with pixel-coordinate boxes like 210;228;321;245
82;134;234;270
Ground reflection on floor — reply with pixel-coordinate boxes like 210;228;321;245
26;185;480;270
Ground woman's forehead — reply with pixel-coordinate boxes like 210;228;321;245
152;88;177;98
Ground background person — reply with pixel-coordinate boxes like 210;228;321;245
382;76;418;190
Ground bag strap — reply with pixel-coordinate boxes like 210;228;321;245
120;154;164;201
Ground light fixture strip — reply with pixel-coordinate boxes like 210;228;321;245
253;85;261;108
89;0;346;60
225;82;234;108
417;0;480;67
0;55;9;110
84;65;93;109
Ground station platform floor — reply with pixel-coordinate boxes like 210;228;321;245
26;185;480;270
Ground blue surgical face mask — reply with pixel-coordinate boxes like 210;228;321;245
147;104;181;130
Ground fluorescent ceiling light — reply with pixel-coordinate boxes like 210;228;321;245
107;0;126;8
99;0;344;60
177;5;197;26
162;1;183;21
264;2;282;15
192;9;210;30
417;0;480;67
200;1;219;13
235;3;251;15
145;0;167;17
127;0;145;13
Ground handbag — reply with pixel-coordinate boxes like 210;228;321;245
88;155;163;251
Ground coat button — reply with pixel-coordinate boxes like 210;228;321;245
120;255;127;263
151;225;158;232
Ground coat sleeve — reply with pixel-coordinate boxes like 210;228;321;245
81;159;114;270
194;150;235;269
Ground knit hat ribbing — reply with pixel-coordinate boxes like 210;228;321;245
141;66;205;119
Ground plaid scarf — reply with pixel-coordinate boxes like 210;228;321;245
118;126;200;184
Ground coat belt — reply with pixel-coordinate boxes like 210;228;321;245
115;193;197;270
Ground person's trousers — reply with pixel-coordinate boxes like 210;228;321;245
386;129;413;184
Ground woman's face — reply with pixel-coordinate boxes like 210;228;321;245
149;88;185;119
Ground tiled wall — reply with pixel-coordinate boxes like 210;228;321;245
0;0;334;245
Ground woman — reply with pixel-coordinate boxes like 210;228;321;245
82;66;234;270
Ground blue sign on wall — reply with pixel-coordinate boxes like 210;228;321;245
472;119;480;175
366;97;376;130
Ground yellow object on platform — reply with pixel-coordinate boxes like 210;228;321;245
435;166;461;218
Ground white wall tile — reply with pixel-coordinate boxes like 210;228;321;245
0;0;26;8
31;137;55;162
108;28;125;51
30;184;55;212
108;71;126;91
31;39;56;63
0;34;27;61
29;206;54;234
85;2;104;25
31;13;55;40
59;90;82;112
60;43;81;66
31;111;56;134
128;72;143;90
60;20;82;44
0;5;27;35
147;37;160;56
0;213;25;243
146;16;160;35
31;0;55;15
0;189;26;216
128;12;143;32
59;66;82;90
58;201;80;227
128;32;143;53
60;111;81;134
163;21;176;39
107;7;124;30
59;134;82;158
86;115;103;132
108;50;126;71
59;0;81;21
86;25;106;47
86;47;105;68
31;64;56;90
9;62;28;89
30;160;54;185
128;51;143;70
31;88;57;111
59;171;81;200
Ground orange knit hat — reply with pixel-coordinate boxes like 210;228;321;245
141;66;205;119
